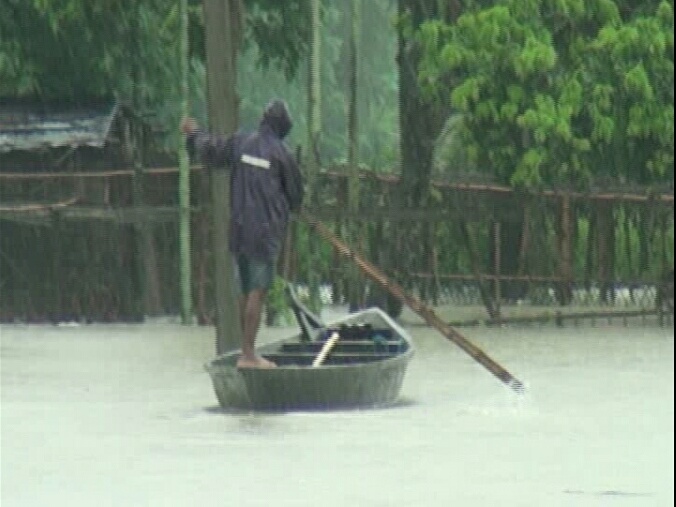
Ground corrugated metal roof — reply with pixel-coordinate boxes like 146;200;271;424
0;101;119;153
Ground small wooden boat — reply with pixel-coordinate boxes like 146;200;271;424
205;287;414;411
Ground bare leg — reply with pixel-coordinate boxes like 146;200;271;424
237;288;276;368
238;295;246;334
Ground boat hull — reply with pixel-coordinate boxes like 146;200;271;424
205;308;414;411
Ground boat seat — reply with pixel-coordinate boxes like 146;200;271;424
280;340;405;354
264;352;397;367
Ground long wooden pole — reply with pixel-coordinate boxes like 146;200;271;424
301;211;525;393
305;0;323;313
345;0;362;308
347;0;360;212
309;0;322;171
204;0;242;354
3;166;674;204
178;0;193;324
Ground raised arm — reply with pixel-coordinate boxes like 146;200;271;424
182;117;234;168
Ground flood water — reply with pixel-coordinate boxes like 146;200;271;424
1;309;673;506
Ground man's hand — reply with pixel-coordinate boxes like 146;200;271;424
181;117;198;135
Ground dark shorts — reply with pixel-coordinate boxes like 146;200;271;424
234;255;276;294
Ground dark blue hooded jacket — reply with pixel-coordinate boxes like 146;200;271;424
188;100;304;261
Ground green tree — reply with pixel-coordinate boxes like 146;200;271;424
0;0;208;150
415;0;673;306
416;0;674;189
396;0;461;203
1;0;404;170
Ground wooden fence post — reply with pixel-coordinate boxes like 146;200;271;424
493;221;502;317
559;193;573;305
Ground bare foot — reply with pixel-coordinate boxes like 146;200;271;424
237;355;277;369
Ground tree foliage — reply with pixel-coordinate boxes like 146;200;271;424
244;0;311;79
0;0;207;151
1;1;176;101
0;0;399;166
416;0;674;188
236;0;399;169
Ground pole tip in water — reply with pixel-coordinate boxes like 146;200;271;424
510;379;526;395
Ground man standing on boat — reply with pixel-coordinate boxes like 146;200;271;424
182;99;304;368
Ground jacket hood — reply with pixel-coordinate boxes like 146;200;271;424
260;99;292;139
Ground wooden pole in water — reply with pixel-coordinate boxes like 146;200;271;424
203;0;243;354
178;0;193;324
301;211;525;393
305;0;323;313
